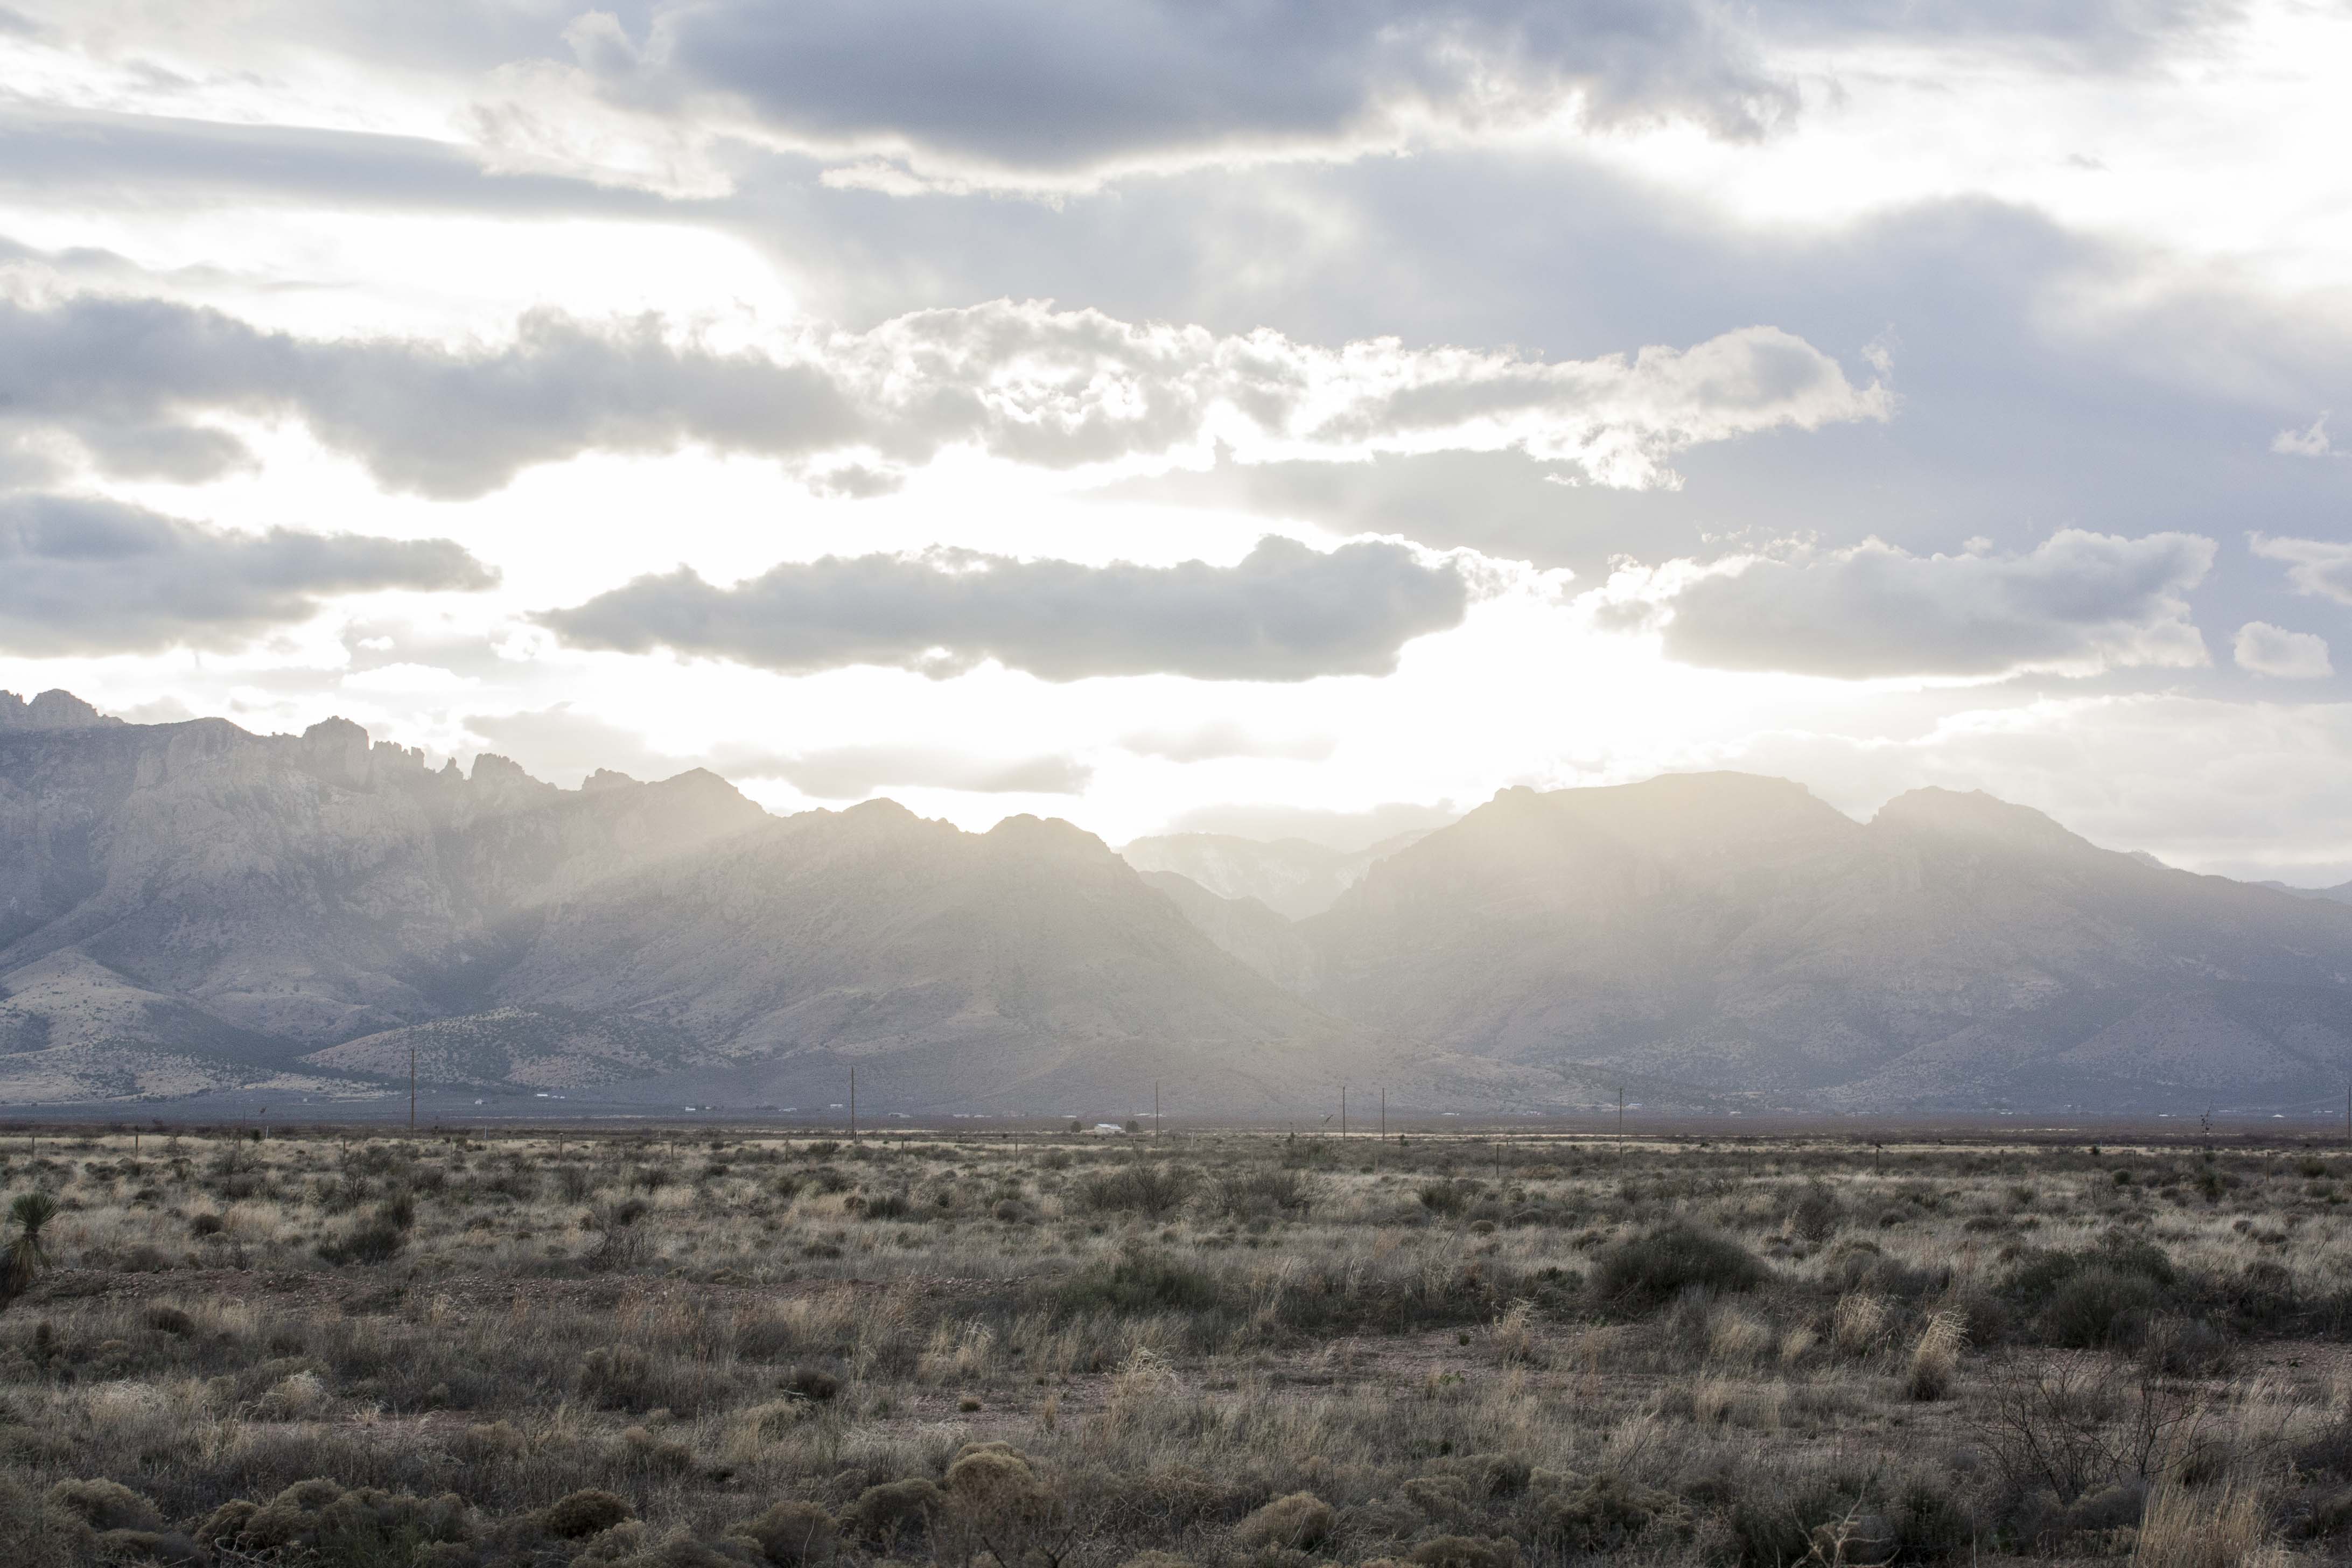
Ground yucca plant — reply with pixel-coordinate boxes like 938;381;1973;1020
1;1189;59;1307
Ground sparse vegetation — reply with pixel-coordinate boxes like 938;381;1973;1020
0;1122;2346;1565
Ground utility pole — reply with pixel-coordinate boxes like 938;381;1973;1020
849;1065;857;1144
1617;1086;1625;1152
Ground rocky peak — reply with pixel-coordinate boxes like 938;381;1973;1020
1872;787;2088;855
0;689;122;732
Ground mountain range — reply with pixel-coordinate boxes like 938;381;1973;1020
5;689;2351;1115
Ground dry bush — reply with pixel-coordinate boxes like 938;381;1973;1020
0;1474;92;1568
734;1500;837;1566
1490;1299;1537;1363
1906;1310;1968;1401
544;1488;635;1539
1831;1291;1889;1356
1235;1492;1335;1551
1706;1307;1775;1367
45;1478;163;1532
2133;1477;2266;1568
841;1479;944;1548
1591;1223;1766;1312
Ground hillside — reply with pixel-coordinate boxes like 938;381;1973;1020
1297;774;2352;1111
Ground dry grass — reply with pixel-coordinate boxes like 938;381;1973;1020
0;1124;2346;1565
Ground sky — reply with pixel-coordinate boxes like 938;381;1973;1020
2;2;2350;880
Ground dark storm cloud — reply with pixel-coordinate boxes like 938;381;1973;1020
0;291;1878;499
538;536;1469;683
0;493;496;654
1650;529;2216;680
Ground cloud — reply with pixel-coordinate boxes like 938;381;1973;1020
446;0;2241;195
762;745;1090;799
463;705;1087;797
540;536;1469;683
0;293;1887;498
341;662;480;694
2270;414;2333;457
1158;799;1462;853
1714;691;2352;885
1642;529;2215;680
2251;534;2352;606
0;493;495;654
473;1;1796;195
2234;621;2333;679
1119;720;1336;762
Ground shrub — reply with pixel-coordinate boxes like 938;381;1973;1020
1214;1166;1317;1219
1235;1493;1334;1551
735;1501;836;1566
1832;1292;1889;1356
143;1304;195;1336
1790;1182;1844;1243
1;1189;59;1306
0;1474;93;1568
786;1367;840;1403
589;1199;654;1270
579;1344;659;1409
2133;1478;2264;1568
1054;1250;1222;1318
1906;1312;1966;1401
317;1212;406;1265
1530;1472;1687;1554
1076;1163;1195;1219
841;1480;944;1547
1405;1535;1519;1568
197;1478;472;1561
1418;1181;1471;1217
46;1478;162;1533
2042;1267;2159;1348
544;1489;635;1539
1592;1224;1765;1313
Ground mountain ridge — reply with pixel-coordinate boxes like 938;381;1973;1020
6;691;2352;1114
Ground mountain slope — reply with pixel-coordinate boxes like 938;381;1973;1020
1119;830;1427;918
13;693;2352;1114
1136;869;1309;989
0;695;1420;1113
484;804;1387;1112
1299;774;2352;1110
